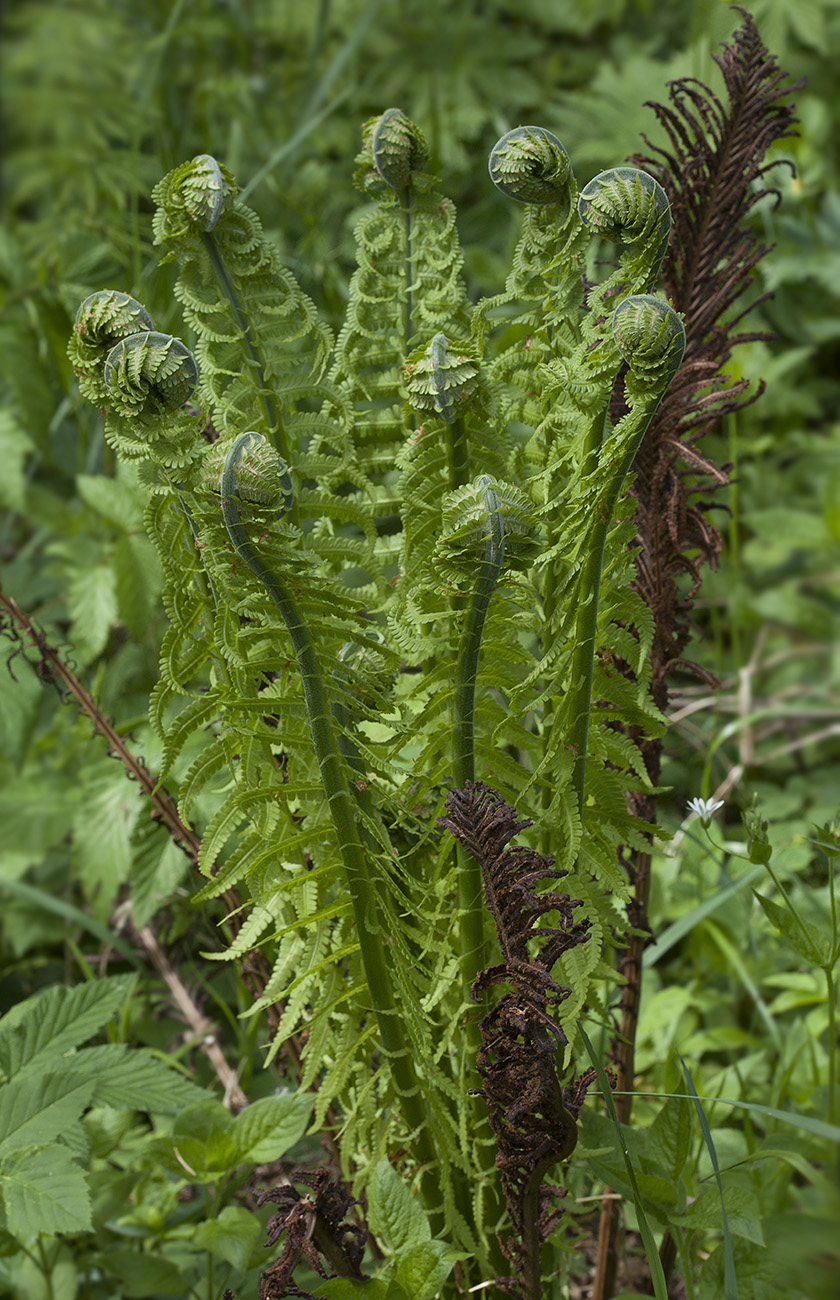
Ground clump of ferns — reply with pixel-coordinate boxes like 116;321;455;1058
67;111;687;1289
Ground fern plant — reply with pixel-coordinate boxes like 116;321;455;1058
67;112;685;1293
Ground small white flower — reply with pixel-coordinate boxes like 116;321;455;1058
686;796;725;828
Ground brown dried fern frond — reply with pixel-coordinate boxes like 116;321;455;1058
626;5;801;710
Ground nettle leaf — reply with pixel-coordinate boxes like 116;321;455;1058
318;1281;391;1299
367;1158;432;1256
80;1044;207;1110
0;1143;92;1239
67;563;118;664
0;1071;97;1155
643;1095;691;1186
73;767;142;920
0;977;134;1080
230;1091;314;1162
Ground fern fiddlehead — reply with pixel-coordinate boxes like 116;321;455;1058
565;295;685;813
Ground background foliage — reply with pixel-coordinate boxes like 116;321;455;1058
1;1;839;1297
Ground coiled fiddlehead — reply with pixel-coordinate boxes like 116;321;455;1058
562;295;685;814
104;332;199;420
354;107;431;197
578;166;671;308
611;293;686;395
487;126;572;206
97;331;204;474
404;332;480;428
69;290;154;405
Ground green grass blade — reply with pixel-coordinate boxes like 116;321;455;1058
579;1026;669;1300
643;864;764;968
676;1052;738;1300
0;878;142;968
613;1091;840;1143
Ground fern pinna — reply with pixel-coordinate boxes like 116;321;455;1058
68;112;683;1286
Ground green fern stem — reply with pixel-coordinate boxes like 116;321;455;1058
567;298;685;816
201;232;296;511
453;477;506;980
402;188;415;346
219;434;435;1157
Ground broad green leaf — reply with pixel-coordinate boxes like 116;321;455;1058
670;1182;765;1245
128;818;187;928
113;532;162;640
0;410;34;512
367;1158;432;1256
0;1145;92;1238
76;468;146;532
231;1092;314;1162
0;657;42;770
644;1095;691;1185
0;774;78;872
0;1072;95;1155
97;1249;187;1296
319;1281;389;1299
754;891;831;965
193;1205;260;1272
67;563;118;664
394;1241;454;1299
0;976;134;1080
81;1046;207;1109
73;767;142;920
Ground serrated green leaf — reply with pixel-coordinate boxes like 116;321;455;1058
0;1071;96;1156
193;1205;260;1272
73;767;141;920
0;976;134;1080
113;532;162;640
367;1158;431;1256
394;1241;454;1299
318;1281;389;1299
231;1091;314;1162
670;1182;765;1245
644;1095;691;1186
0;409;34;512
67;563;118;664
81;1045;208;1109
0;1144;91;1238
0;774;78;872
128;820;187;928
76;468;146;532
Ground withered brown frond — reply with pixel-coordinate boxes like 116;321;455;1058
626;6;801;707
256;1169;366;1299
438;782;592;1299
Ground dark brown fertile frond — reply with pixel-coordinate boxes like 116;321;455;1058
625;6;801;707
438;782;592;1300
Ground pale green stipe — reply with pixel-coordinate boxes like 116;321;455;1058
201;233;300;529
218;432;442;1193
567;303;685;818
452;478;506;1000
